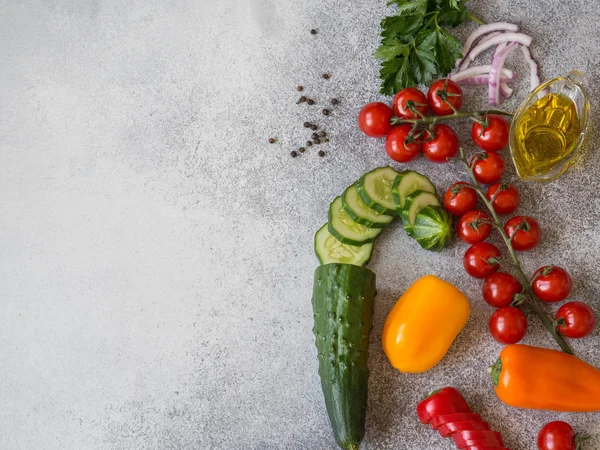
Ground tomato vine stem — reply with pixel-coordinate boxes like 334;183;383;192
391;109;513;126
458;148;574;355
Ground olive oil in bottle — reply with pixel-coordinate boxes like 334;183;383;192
512;93;581;178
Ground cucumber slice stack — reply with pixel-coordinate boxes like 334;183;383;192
314;167;450;266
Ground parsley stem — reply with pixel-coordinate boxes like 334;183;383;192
391;109;512;126
467;13;485;25
457;148;574;355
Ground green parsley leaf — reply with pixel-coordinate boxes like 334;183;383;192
434;28;463;73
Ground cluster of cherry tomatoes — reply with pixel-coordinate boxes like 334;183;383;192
357;79;509;163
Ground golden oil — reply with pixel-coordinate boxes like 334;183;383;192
512;93;581;178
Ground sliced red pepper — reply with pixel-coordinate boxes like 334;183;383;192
457;441;505;450
453;430;504;448
431;413;482;429
416;387;472;424
464;447;510;450
438;420;490;438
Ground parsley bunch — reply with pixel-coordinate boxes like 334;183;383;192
376;0;470;95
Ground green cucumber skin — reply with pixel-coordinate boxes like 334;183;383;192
412;205;452;252
312;264;376;450
355;175;398;217
341;190;392;229
400;190;439;237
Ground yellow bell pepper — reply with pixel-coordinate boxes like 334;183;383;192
382;275;470;373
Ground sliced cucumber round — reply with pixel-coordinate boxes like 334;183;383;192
328;196;382;246
401;190;440;236
356;167;400;216
342;184;394;229
314;224;374;266
412;205;452;252
392;170;437;214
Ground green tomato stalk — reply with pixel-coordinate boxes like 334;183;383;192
457;148;574;355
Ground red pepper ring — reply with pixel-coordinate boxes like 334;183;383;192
464;447;511;450
454;430;504;448
438;420;490;438
431;413;482;429
417;387;472;424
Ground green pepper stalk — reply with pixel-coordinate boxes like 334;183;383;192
457;148;574;355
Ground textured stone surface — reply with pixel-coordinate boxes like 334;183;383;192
1;1;599;449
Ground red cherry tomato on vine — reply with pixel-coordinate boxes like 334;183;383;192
471;114;510;152
470;153;506;184
504;216;541;251
486;183;520;215
427;79;463;116
358;102;393;138
531;265;572;303
393;88;428;119
538;421;580;450
444;182;478;216
482;272;523;308
489;306;527;344
457;210;492;244
555;302;596;338
385;125;421;162
463;242;501;278
422;124;459;163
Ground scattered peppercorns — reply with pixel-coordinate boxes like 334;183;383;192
311;124;318;131
310;29;317;35
268;137;277;144
297;96;307;104
311;132;319;140
313;138;321;144
306;141;313;147
318;150;325;157
322;73;330;80
290;151;298;158
319;131;326;137
298;147;306;153
322;109;330;116
296;86;304;92
307;98;315;105
331;98;340;105
303;121;311;128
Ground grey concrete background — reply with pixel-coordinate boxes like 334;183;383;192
1;0;599;449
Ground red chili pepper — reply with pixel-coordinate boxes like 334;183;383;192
416;387;472;424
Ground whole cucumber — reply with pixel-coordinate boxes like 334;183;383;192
312;263;376;450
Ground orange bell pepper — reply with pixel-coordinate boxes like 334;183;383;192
490;344;600;412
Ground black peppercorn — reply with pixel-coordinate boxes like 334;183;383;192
318;150;325;157
322;73;330;80
311;132;319;140
322;109;330;116
268;137;276;144
319;131;326;137
307;98;315;105
313;138;321;144
297;96;307;104
303;121;311;128
306;141;313;147
298;147;306;153
290;151;298;158
310;29;317;35
296;86;303;92
311;125;318;131
331;98;340;105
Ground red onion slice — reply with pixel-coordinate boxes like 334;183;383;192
460;32;532;71
450;65;515;82
462;23;520;57
489;42;519;105
521;46;541;90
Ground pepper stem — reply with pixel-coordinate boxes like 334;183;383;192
488;358;502;387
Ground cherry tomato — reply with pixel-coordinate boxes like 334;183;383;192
457;210;492;244
470;153;506;185
422;124;459;163
385;125;421;162
538;421;579;450
532;266;572;303
504;216;541;251
489;306;527;344
427;79;463;116
358;102;393;138
556;301;596;338
486;183;520;215
444;182;478;216
482;272;523;308
471;114;510;152
463;242;501;279
393;88;428;119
